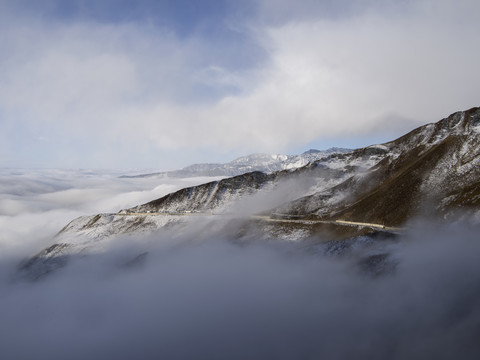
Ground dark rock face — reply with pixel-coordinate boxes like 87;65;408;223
17;243;72;281
357;253;397;277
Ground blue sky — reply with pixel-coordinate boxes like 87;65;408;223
0;0;479;170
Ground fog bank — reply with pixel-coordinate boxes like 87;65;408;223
1;169;480;359
1;222;480;360
0;168;221;257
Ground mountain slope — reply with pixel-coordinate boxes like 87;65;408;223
38;106;480;241
120;148;351;178
276;107;480;225
19;106;480;279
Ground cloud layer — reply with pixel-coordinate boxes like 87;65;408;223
1;168;480;359
1;0;479;168
0;168;220;256
2;219;480;359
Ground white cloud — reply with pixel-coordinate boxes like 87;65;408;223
121;0;480;152
0;0;479;167
0;169;221;257
2;209;480;359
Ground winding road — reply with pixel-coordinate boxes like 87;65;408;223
116;212;403;232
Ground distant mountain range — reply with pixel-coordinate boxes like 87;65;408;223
120;148;351;178
20;107;480;279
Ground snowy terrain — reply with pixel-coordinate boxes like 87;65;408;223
18;107;480;270
3;108;480;360
121;147;351;178
0;169;223;258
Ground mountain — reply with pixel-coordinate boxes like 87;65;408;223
19;107;480;279
276;107;480;225
120;147;351;178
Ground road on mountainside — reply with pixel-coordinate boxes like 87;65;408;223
116;212;403;232
251;216;403;232
333;220;403;232
117;212;213;216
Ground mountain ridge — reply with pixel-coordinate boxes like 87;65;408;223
275;107;480;225
19;106;480;279
120;147;351;178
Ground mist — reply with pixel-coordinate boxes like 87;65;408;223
0;168;222;257
1;170;480;359
2;222;480;359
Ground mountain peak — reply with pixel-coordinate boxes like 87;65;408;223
444;106;480;132
121;148;352;178
20;106;480;280
302;147;351;155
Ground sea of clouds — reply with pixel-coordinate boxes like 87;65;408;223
1;169;480;360
0;168;221;257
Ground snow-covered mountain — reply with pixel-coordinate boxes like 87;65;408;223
120;147;351;178
276;107;480;225
20;107;480;279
